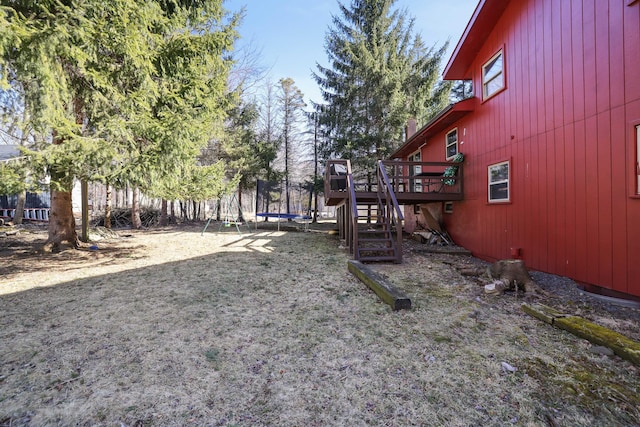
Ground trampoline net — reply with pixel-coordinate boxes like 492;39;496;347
256;180;312;217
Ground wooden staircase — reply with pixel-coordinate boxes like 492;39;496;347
352;208;399;262
326;158;465;264
332;160;405;263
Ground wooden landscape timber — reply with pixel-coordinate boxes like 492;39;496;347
348;260;411;310
523;303;640;367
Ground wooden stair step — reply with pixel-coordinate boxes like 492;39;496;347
358;238;392;243
358;255;399;262
358;247;395;253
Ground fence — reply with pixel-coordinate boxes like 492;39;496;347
0;208;50;222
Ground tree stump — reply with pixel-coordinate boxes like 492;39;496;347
484;259;549;297
457;260;549;297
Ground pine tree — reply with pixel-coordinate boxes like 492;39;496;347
1;0;238;246
216;101;264;221
257;80;282;185
277;78;306;215
314;0;450;174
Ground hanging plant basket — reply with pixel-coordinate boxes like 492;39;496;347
443;153;464;186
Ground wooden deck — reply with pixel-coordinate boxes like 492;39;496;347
325;160;464;206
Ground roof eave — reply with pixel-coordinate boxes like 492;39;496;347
442;0;511;80
390;97;475;159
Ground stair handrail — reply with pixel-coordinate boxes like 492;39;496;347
377;161;404;221
377;160;404;263
345;161;360;259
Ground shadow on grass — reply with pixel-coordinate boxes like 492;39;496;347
0;227;345;424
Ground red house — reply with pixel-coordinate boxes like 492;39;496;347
391;0;640;300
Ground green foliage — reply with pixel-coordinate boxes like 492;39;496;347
148;161;237;202
0;160;31;195
443;153;464;186
314;0;450;172
0;0;240;200
23;137;118;191
217;101;264;190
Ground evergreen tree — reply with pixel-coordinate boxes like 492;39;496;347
277;78;306;215
450;79;474;102
257;79;282;185
216;101;264;220
0;0;238;245
314;0;450;173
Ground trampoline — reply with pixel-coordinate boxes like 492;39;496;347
255;179;312;231
255;212;311;231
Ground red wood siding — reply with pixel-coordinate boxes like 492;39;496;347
414;0;640;298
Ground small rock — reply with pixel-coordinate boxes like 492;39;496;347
501;361;517;373
589;345;614;356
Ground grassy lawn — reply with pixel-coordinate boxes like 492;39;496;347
1;224;639;426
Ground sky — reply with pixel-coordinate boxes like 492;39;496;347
223;0;480;106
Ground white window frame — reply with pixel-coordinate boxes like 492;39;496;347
445;128;458;160
488;161;510;203
636;125;640;194
408;150;422;192
482;49;505;100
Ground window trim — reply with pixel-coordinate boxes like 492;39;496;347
445;128;458;161
630;121;640;199
408;149;422;193
444;202;453;214
488;160;510;203
482;48;505;101
636;124;640;195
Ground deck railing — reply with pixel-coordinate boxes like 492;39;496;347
376;160;404;263
379;160;463;196
346;165;358;257
326;160;463;203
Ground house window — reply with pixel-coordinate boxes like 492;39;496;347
482;49;504;100
636;125;640;194
446;128;458;160
408;150;422;192
488;161;510;202
444;202;453;214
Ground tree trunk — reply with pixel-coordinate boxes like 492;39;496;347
285;174;290;215
13;190;26;225
238;190;244;222
170;200;175;223
80;180;89;243
105;183;112;229
131;186;142;229
179;201;186;221
160;199;168;226
308;185;313;222
45;189;79;251
312;114;318;223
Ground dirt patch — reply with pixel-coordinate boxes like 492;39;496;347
1;223;639;426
